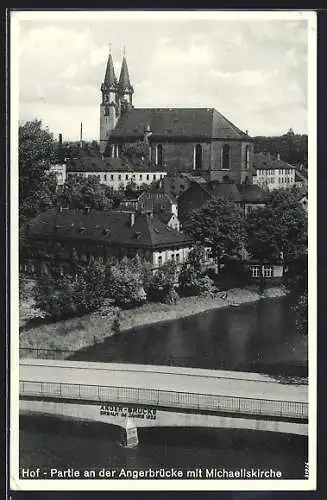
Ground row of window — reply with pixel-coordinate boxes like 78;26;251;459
259;168;294;176
157;253;181;266
259;176;294;186
193;144;251;171
108;144;164;166
75;173;165;183
108;143;251;171
279;168;293;175
250;265;273;278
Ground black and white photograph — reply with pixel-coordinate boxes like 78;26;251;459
10;9;316;491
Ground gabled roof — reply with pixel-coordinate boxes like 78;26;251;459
238;184;267;202
110;108;251;141
152;175;191;199
180;179;266;205
253;152;295;171
27;209;191;250
207;181;242;202
157;212;175;224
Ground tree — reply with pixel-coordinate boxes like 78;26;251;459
19;120;57;224
147;260;179;304
121;141;148;160
186;198;246;272
56;175;114;211
291;289;308;336
34;258;106;321
178;246;215;297
246;187;307;265
105;258;147;308
105;185;125;209
253;133;308;167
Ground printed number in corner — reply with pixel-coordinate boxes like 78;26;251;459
304;462;309;479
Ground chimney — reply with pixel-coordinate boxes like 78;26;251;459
80;122;83;149
58;133;64;163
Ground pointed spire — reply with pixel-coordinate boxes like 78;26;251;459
118;53;133;92
104;49;117;88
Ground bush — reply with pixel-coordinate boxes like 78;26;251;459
291;290;308;336
34;259;106;321
178;246;215;297
147;260;178;303
105;258;147;308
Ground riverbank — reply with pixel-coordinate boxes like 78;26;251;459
19;285;288;359
118;286;288;332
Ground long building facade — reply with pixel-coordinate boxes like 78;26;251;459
22;208;193;275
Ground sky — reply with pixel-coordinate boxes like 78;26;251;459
13;11;313;141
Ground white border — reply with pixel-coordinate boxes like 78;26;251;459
10;9;317;492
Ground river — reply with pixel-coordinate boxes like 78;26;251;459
19;296;308;480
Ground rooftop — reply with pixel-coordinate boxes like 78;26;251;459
179;180;266;204
253;152;296;171
27;209;191;250
66;156;166;173
110;108;251;141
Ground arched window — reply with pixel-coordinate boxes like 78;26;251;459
245;145;250;169
193;144;202;170
222;144;230;170
156;144;163;166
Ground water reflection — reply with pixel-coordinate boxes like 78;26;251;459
20;415;307;479
71;296;307;377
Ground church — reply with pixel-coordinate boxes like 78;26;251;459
99;51;254;185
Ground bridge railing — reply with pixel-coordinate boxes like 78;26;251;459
19;380;308;420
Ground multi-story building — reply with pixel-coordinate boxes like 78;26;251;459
119;189;180;231
66;156;167;191
252;152;296;191
22;208;193;275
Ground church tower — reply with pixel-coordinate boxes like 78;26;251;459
117;51;134;114
99;50;119;154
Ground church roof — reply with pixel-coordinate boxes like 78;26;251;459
104;53;117;88
110;108;251;141
118;56;133;92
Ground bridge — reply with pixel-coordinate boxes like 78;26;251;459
19;359;308;445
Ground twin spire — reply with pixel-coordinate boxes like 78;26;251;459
103;46;133;93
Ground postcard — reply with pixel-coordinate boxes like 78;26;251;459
10;9;316;492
